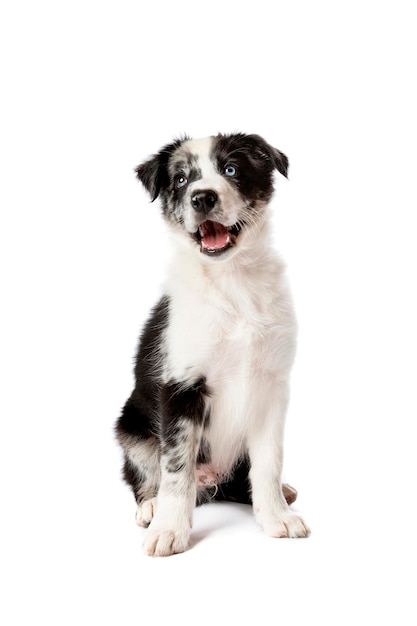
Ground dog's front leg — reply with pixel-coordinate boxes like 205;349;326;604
248;379;310;538
143;380;206;557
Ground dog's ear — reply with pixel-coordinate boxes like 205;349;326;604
135;137;187;202
135;155;163;202
271;148;289;179
247;134;289;179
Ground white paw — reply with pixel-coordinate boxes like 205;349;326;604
143;525;191;557
136;498;156;528
259;511;310;538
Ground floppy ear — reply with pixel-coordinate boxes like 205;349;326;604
247;134;289;179
135;155;162;202
271;148;289;179
134;137;188;202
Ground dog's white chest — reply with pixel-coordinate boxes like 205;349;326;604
161;247;296;476
163;250;296;383
203;319;255;471
164;288;254;383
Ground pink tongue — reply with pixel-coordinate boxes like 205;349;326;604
202;222;230;250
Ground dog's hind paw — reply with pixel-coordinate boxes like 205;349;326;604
136;498;156;528
143;525;191;557
282;483;298;505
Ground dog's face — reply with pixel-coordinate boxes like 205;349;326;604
136;133;288;260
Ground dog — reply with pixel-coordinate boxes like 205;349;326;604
115;132;310;556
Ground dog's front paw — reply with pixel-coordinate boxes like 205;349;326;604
143;524;191;557
258;511;310;538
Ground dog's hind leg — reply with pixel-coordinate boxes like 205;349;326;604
116;399;161;527
121;450;160;527
209;457;298;506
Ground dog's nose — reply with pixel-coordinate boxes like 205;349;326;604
191;190;218;214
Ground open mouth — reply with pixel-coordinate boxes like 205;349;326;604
193;221;242;256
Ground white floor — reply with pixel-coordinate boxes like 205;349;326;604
2;417;414;625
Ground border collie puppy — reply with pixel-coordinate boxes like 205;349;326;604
116;132;310;556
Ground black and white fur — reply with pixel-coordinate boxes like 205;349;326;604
116;133;310;556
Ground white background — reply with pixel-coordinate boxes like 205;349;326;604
1;1;416;624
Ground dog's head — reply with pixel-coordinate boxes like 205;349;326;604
135;133;288;260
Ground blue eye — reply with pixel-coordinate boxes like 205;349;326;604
224;165;236;177
175;175;188;189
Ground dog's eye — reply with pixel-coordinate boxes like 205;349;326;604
224;165;237;177
175;175;188;189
